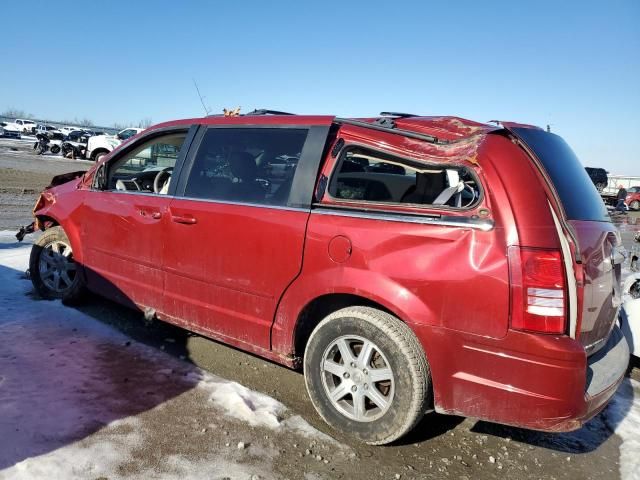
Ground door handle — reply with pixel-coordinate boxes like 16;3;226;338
151;212;162;219
171;214;197;225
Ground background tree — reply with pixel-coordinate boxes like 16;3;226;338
137;117;153;129
2;108;34;119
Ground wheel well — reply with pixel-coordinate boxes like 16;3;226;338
35;215;59;230
293;294;396;358
91;148;109;159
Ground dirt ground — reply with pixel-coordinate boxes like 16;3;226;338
0;138;92;230
1;138;639;480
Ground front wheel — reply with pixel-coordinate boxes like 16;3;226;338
630;200;640;211
94;151;107;162
29;226;86;302
304;306;430;445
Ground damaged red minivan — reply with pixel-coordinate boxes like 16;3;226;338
22;110;629;444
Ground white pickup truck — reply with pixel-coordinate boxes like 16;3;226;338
4;119;37;134
86;127;144;161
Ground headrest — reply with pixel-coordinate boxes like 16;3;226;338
229;151;257;181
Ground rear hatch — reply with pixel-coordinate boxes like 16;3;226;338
508;127;622;355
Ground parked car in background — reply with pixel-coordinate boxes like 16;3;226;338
0;122;21;139
65;130;91;142
585;167;608;192
625;186;640;210
14;118;36;133
59;126;79;136
85;127;143;161
83;129;106;136
34;124;63;137
3;118;35;134
22;111;628;445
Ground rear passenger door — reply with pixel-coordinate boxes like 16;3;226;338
163;123;331;349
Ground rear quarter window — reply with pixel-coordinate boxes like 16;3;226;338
511;127;610;222
327;146;481;210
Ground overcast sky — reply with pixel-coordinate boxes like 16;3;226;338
1;0;638;175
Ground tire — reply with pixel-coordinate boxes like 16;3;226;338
29;226;86;303
94;151;107;162
630;200;640;211
304;306;430;445
34;145;44;155
50;145;61;154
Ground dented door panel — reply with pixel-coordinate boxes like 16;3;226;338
162;200;309;349
278;211;510;338
81;191;170;309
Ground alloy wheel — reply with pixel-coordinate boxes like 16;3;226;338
38;240;77;294
320;335;395;422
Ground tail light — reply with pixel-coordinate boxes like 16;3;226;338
508;246;567;334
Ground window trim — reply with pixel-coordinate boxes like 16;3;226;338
324;143;485;213
311;204;494;231
174;124;330;209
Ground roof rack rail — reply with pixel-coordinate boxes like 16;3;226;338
379;112;418;118
334;118;446;145
246;109;295;116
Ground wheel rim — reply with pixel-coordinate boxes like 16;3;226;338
321;335;395;422
632;201;640;210
38;240;77;294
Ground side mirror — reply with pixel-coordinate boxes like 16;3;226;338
92;164;107;190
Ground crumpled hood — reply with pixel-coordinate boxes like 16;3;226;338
46;171;86;189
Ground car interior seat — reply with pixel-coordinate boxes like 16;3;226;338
400;171;447;204
228;151;264;202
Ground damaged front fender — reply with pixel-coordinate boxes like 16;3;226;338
15;170;87;242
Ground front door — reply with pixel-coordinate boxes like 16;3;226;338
81;128;192;310
163;124;330;349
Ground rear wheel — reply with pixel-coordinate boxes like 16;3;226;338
304;306;430;445
29;226;86;302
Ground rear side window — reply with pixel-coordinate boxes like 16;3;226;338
184;128;308;206
328;147;481;209
512;128;609;222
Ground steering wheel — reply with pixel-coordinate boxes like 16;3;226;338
153;167;173;193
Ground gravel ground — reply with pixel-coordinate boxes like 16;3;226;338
0;137;91;230
1;137;639;480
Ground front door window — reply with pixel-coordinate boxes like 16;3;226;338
108;133;186;194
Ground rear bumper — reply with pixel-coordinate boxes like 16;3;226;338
414;323;629;432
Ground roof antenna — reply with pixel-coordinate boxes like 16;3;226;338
192;78;211;116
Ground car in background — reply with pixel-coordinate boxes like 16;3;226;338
0;122;22;139
34;124;63;136
585;167;608;192
59;126;79;136
85;127;143;161
625;186;640;210
14;119;36;133
65;130;92;142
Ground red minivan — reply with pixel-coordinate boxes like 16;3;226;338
24;111;629;444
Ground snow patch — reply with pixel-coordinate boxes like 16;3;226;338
200;376;285;428
605;379;640;480
0;232;334;479
4;418;143;480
